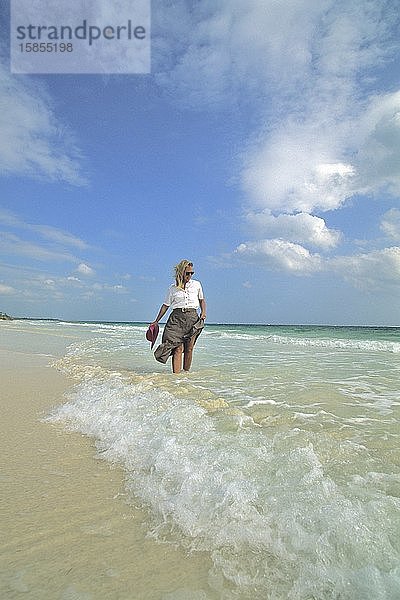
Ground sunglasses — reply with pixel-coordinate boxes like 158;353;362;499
185;271;195;275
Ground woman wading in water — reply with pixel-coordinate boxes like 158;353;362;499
150;260;206;373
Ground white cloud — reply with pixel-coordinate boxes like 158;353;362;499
246;211;341;249
235;239;323;275
33;225;89;249
91;283;127;293
331;247;400;290
76;263;96;277
0;257;135;311
241;120;357;213
139;275;156;282
232;241;400;291
237;2;398;214
381;209;400;241
0;209;24;228
0;232;78;263
82;291;95;300
0;283;15;294
154;0;328;108
156;1;398;218
241;89;400;216
354;91;400;197
0;62;86;185
0;208;89;249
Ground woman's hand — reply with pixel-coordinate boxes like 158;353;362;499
199;298;206;321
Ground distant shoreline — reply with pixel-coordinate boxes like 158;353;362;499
0;312;12;321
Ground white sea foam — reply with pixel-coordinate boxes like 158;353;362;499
268;335;400;353
203;330;400;353
46;360;400;600
204;331;265;341
57;320;143;333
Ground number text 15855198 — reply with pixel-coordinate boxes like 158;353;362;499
19;42;73;52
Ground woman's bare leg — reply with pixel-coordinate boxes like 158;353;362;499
183;337;196;371
172;344;183;373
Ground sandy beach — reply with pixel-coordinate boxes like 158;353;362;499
0;330;212;600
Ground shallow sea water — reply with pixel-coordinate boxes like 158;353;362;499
3;319;400;599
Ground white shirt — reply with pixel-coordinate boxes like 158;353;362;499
164;279;204;310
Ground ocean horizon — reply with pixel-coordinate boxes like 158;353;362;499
10;315;400;328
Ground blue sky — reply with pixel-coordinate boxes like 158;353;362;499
0;0;400;325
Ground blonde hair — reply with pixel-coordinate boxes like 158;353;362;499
174;259;193;289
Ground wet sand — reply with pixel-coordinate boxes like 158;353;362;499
0;344;212;599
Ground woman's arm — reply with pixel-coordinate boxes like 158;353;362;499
199;298;206;320
151;304;169;325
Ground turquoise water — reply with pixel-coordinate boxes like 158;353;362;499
6;319;400;599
